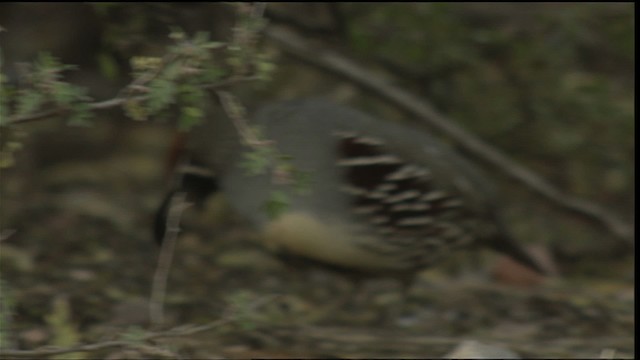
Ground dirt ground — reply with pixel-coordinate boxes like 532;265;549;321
0;119;634;359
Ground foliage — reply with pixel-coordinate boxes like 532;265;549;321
13;53;92;125
0;3;276;172
345;3;634;208
123;29;227;129
0;3;633;358
263;190;290;220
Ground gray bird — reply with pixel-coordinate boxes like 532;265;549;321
154;98;545;282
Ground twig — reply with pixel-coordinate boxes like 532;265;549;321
216;90;272;147
149;192;190;328
0;318;230;359
216;90;303;186
264;26;633;245
0;295;279;358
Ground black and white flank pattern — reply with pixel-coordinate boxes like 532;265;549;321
335;131;476;268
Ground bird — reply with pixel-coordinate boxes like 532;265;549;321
154;98;545;284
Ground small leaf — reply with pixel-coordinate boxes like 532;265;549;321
147;78;175;114
130;56;161;73
67;102;92;126
293;170;313;194
15;90;45;116
0;149;15;168
240;147;273;176
179;105;203;130
96;52;120;80
124;99;148;121
263;190;290;220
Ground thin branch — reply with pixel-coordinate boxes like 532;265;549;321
264;26;634;245
5;76;259;126
216;90;302;186
0;296;278;358
216;90;272;147
149;192;190;328
0;319;231;359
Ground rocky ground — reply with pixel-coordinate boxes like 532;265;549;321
0;120;633;359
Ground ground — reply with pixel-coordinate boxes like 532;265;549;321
0;119;633;359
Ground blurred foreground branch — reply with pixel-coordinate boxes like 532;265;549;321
5;76;258;126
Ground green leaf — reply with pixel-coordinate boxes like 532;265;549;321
147;78;175;114
255;52;276;82
124;99;148;121
202;64;226;83
178;105;203;130
67;102;92;126
0;150;15;168
293;170;313;194
263;190;290;220
240;146;274;176
15;90;45;116
51;83;80;106
96;52;120;80
162;61;183;81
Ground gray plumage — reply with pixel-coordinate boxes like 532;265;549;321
167;98;544;276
